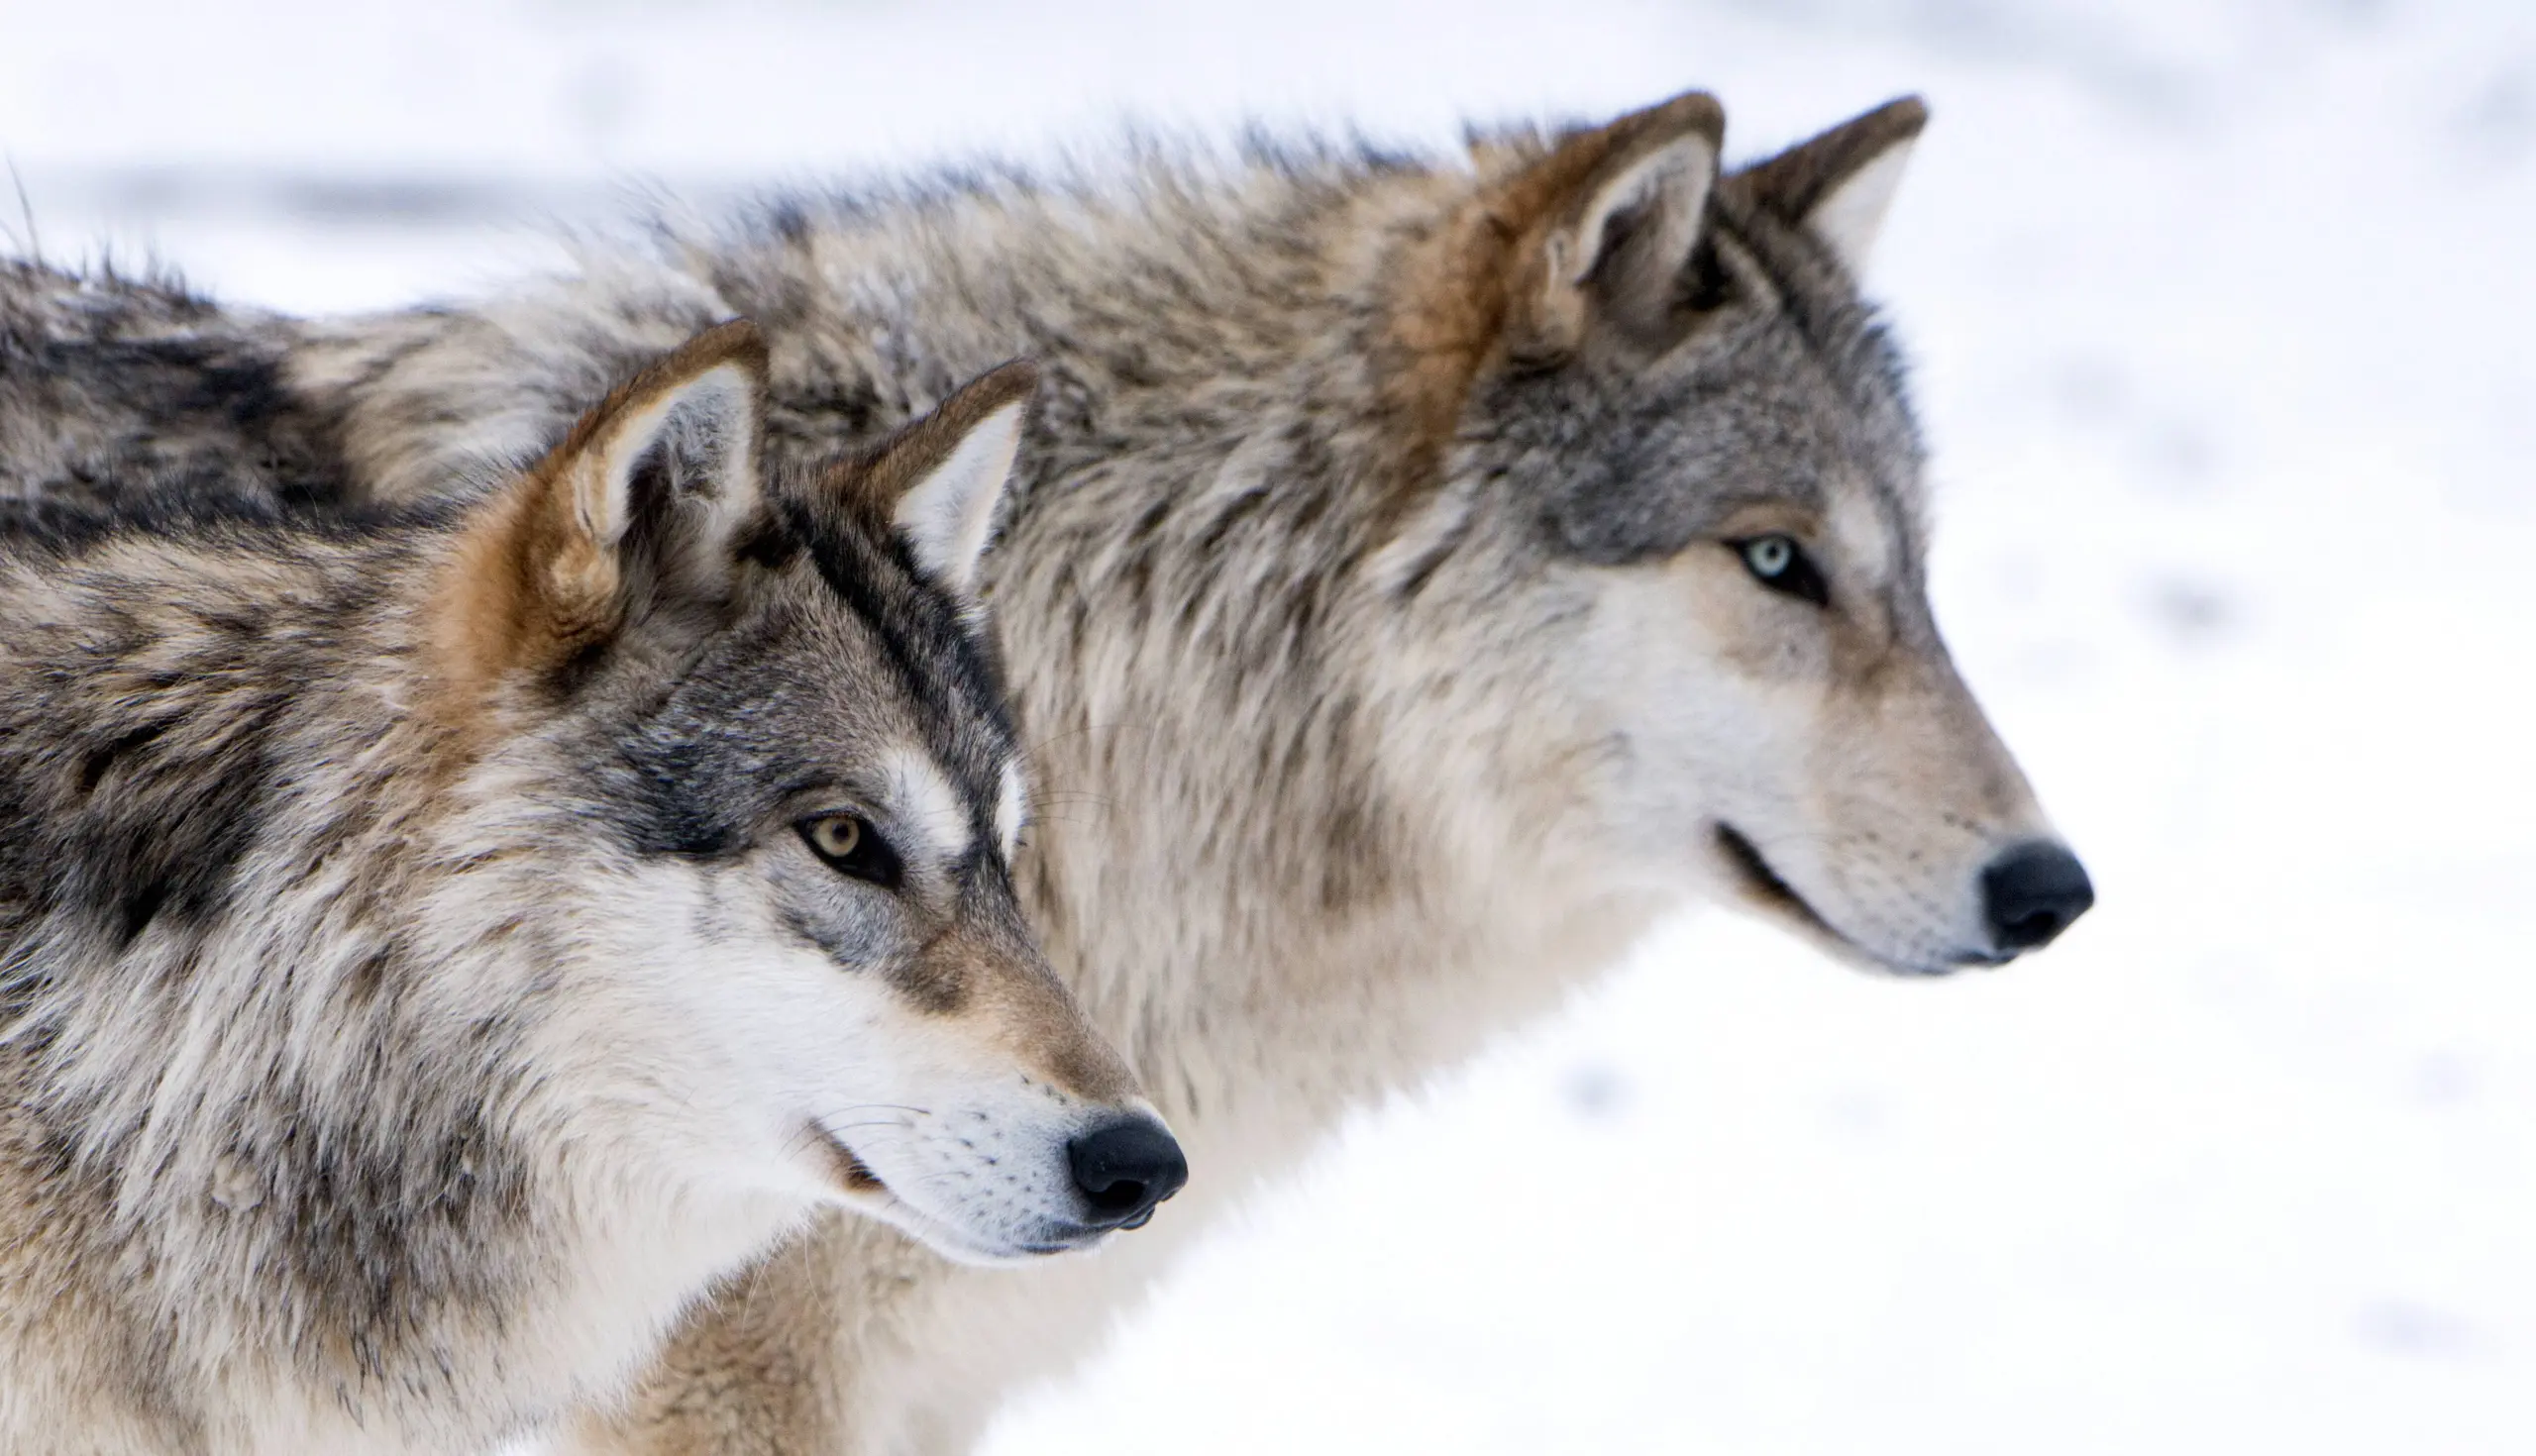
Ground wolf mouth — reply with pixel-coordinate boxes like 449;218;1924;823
1713;823;1836;934
1712;821;1929;974
813;1125;889;1196
1713;824;1992;976
811;1123;1096;1261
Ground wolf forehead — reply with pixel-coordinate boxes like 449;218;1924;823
580;495;1023;861
1479;192;1930;570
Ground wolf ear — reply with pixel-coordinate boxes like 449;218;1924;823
1741;96;1927;277
1507;91;1724;355
831;361;1038;602
439;320;770;682
554;320;769;597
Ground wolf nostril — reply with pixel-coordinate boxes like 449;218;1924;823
1065;1115;1188;1230
1980;841;2095;954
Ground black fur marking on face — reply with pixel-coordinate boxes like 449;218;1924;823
606;726;751;862
786;497;1016;811
590;497;1015;884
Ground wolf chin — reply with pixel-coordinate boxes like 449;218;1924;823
0;324;1184;1455
0;92;2093;1453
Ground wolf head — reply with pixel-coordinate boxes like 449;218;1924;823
1387;95;2090;976
435;324;1184;1262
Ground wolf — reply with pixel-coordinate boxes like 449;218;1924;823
0;321;1187;1455
0;92;2093;1453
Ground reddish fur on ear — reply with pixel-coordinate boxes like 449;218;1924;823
1497;90;1726;361
1369;90;1725;524
432;320;770;702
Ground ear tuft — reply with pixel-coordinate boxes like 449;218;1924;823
1740;96;1928;277
835;361;1038;602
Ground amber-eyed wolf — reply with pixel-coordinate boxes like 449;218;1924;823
0;324;1184;1454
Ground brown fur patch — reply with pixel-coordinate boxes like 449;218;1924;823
1372;92;1725;525
1493;90;1725;363
976;938;1140;1104
426;320;770;717
1368;184;1522;530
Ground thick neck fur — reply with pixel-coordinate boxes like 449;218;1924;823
830;154;1675;1143
700;154;1690;1445
0;507;801;1454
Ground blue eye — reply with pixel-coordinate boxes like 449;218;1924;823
1733;535;1830;606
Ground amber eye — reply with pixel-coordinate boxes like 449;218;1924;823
798;813;903;889
1733;534;1831;607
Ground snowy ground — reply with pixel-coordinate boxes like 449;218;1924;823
5;1;2530;1451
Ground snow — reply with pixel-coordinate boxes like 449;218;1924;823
4;1;2530;1450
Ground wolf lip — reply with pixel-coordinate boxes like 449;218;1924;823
1714;824;1994;977
1713;823;1839;936
812;1125;888;1196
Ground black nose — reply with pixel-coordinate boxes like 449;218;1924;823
1066;1115;1188;1231
1980;841;2095;954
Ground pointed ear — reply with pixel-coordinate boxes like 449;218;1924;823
437;320;770;685
1504;91;1724;356
834;361;1037;601
1741;96;1927;276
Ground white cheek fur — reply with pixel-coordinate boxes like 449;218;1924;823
995;763;1028;858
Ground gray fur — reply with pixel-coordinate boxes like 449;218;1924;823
0;94;2084;1455
0;260;340;510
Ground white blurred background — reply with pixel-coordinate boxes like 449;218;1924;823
4;2;2530;1451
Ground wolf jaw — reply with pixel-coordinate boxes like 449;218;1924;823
810;1122;1088;1264
1710;822;2012;976
1713;820;1852;951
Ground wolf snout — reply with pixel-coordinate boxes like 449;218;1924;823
1065;1114;1189;1231
1979;841;2095;955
